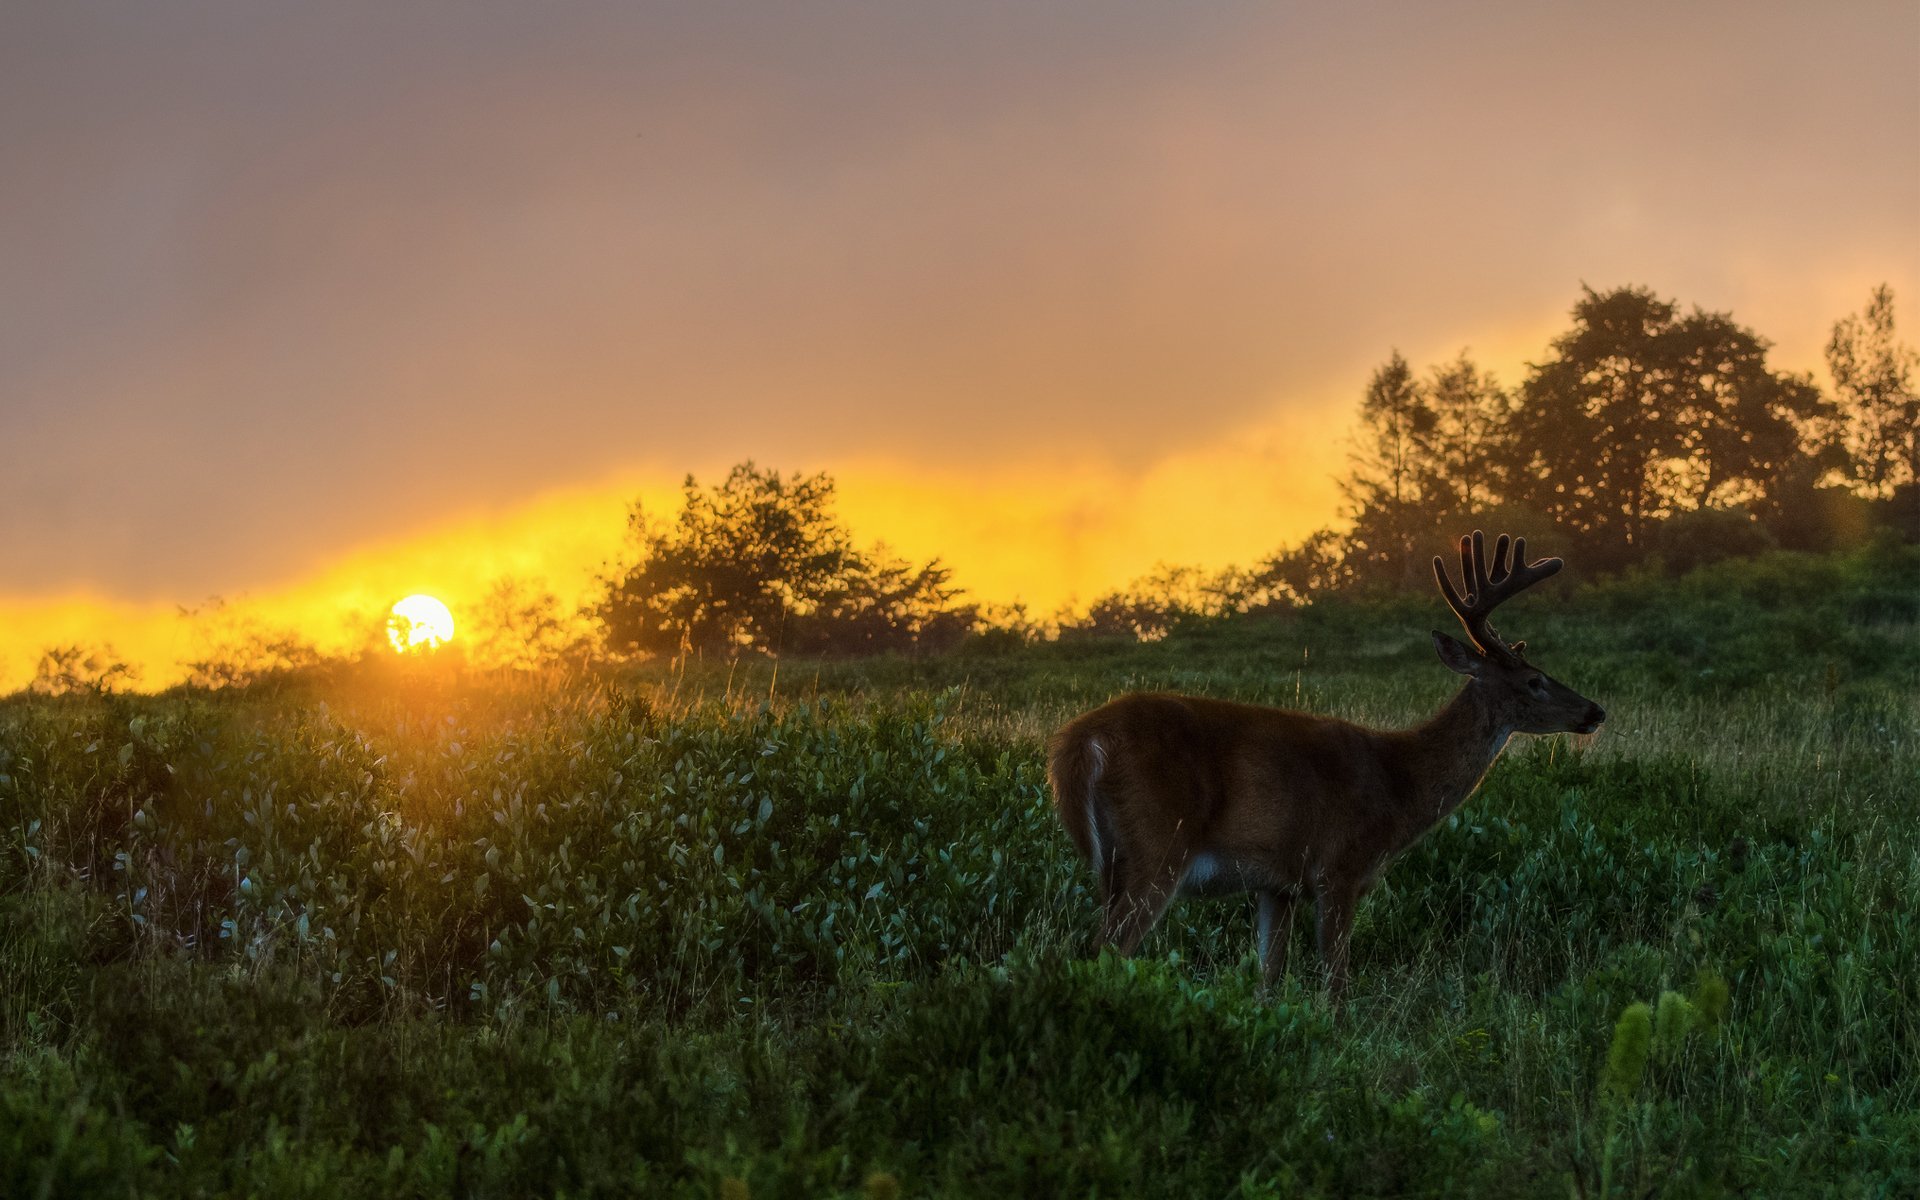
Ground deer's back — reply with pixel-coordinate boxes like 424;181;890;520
1058;691;1398;869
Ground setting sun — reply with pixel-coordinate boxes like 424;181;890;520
387;594;455;653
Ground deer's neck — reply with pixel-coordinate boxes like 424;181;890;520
1390;683;1511;844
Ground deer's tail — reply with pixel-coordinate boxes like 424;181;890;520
1048;725;1116;890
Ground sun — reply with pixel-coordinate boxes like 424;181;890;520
387;594;456;653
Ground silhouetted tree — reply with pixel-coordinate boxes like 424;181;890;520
1499;286;1823;560
1420;351;1510;518
972;601;1044;649
177;598;322;689
31;645;135;696
1342;351;1438;584
602;464;858;655
1500;287;1685;553
1827;285;1919;502
1665;309;1828;520
1062;563;1247;641
600;462;975;657
472;577;584;669
1245;529;1353;607
782;550;978;655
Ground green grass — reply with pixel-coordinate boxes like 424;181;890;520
3;543;1917;1197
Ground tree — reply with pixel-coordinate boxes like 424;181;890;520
1245;529;1353;607
782;550;979;655
1501;286;1684;553
31;645;135;696
1064;563;1237;642
600;462;975;657
601;463;858;656
471;577;583;670
178;598;321;688
1500;286;1824;559
1827;284;1919;500
1664;309;1828;519
1341;351;1438;585
1421;351;1510;517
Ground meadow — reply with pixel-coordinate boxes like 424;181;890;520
3;543;1917;1198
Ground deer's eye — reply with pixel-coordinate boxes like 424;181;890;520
1527;676;1548;695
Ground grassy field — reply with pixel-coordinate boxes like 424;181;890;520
3;544;1917;1197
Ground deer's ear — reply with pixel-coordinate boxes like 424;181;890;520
1432;630;1484;677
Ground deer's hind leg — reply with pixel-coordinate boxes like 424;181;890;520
1089;742;1202;957
1098;853;1186;956
1094;806;1195;957
1257;888;1300;992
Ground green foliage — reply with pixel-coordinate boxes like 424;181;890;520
2;552;1916;1195
1692;969;1730;1031
1601;1002;1652;1106
1651;991;1693;1062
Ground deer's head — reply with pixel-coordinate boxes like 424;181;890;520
1431;531;1605;736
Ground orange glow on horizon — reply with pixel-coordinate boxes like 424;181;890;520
0;399;1353;692
0;283;1879;695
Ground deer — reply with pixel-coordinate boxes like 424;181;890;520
1047;531;1605;1000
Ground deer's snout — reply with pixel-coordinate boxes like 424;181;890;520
1577;703;1606;734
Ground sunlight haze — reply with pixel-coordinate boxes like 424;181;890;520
2;0;1915;689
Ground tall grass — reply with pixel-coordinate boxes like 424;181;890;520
3;544;1916;1196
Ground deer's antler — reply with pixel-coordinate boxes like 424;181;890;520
1432;530;1562;663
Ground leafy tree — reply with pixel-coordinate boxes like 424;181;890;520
602;464;858;656
1341;351;1438;585
1337;350;1537;590
969;601;1044;650
472;577;584;670
1245;529;1353;607
1827;284;1919;500
178;598;321;689
1500;286;1686;553
1500;286;1823;559
30;645;135;696
1664;310;1827;517
1420;352;1510;517
782;551;979;656
600;463;973;657
1063;563;1246;641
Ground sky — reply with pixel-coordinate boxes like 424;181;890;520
3;0;1917;689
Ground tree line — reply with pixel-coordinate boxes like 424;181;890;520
1017;283;1917;640
21;283;1916;692
593;282;1919;653
1334;283;1915;589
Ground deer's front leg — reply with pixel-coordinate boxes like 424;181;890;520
1315;881;1361;1001
1257;889;1298;993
